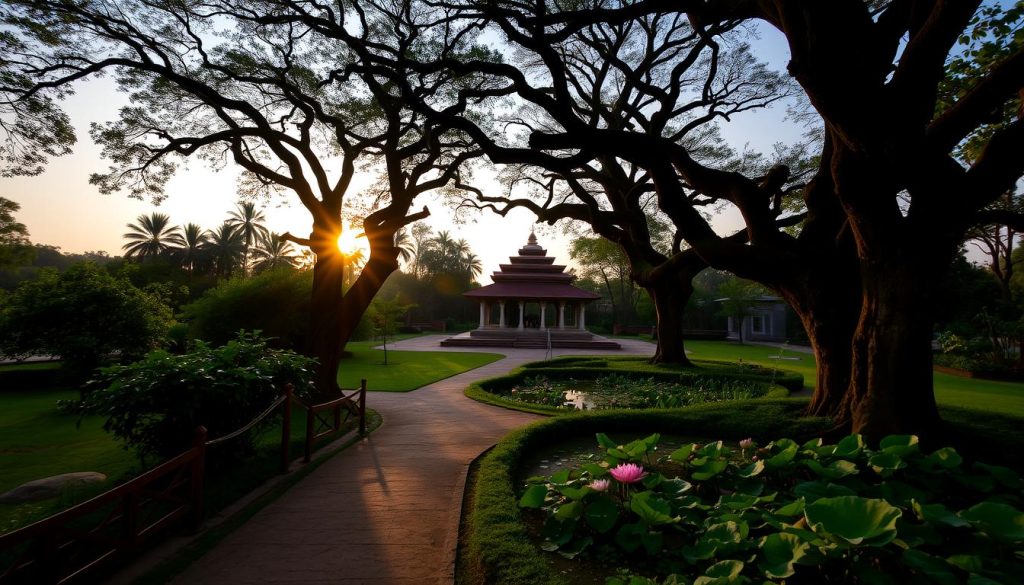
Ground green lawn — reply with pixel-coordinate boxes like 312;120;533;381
683;340;1024;417
338;340;503;392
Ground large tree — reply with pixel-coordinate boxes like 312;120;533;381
0;196;34;269
1;0;482;396
377;0;1023;437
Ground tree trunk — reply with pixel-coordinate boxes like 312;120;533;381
841;259;942;440
337;232;402;354
647;274;693;366
308;222;346;399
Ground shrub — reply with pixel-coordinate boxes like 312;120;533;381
521;431;1024;584
71;332;316;463
180;268;313;348
0;263;173;381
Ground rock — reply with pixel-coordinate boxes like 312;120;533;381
0;472;108;504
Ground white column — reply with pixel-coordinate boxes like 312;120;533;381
540;303;547;330
558;302;565;329
579;304;586;330
478;302;486;329
498;300;506;328
518;301;525;330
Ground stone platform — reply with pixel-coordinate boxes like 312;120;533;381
440;328;621;350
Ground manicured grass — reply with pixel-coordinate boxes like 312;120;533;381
0;386;374;535
0;389;134;495
338;339;503;392
0;388;137;533
682;340;818;390
684;340;1024;417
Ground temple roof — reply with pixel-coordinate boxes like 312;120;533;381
464;230;600;301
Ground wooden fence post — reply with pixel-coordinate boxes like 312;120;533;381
359;379;367;435
304;406;314;463
190;426;207;532
280;384;293;474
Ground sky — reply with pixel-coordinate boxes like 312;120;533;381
0;23;799;284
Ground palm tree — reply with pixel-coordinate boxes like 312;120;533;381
393;227;415;266
226;202;269;276
203;222;246;278
463;252;483;281
178;223;208;272
342;248;366;287
122;212;184;260
252;232;298;273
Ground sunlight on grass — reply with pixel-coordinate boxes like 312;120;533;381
338;340;503;392
684;340;1024;417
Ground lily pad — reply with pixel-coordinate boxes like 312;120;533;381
518;484;547;508
585;495;619;533
694;559;745;585
804;496;902;546
879;434;920;457
960;501;1024;541
759;532;809;578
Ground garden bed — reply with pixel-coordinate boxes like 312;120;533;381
465;356;800;415
457;402;1024;585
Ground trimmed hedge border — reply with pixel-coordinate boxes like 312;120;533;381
459;400;830;585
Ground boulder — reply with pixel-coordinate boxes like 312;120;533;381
0;472;108;504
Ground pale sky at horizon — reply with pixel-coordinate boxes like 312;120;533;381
0;23;799;285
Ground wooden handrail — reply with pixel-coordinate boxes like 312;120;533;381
0;379;369;583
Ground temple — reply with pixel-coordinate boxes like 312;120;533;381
441;231;621;350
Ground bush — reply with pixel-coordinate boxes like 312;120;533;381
180;268;313;348
0;263;173;381
398;325;422;334
71;332;316;463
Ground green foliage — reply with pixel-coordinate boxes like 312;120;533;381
0;196;34;269
71;332;316;462
0;262;173;379
460;402;832;585
938;2;1024;163
180;268;314;348
523;431;1024;584
466;357;802;416
506;373;774;410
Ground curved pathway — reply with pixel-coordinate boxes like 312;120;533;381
172;336;655;584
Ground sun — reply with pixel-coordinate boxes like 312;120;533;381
337;228;368;256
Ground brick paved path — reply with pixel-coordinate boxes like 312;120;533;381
173;337;654;584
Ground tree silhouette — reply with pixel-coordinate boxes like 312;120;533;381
226;202;269;277
122;212;184;261
2;1;484;396
204;223;246;279
252;232;299;273
178;223;208;273
0;196;34;269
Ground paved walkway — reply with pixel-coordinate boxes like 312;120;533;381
173;336;656;584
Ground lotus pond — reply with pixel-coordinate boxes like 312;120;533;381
517;432;1024;584
504;374;774;410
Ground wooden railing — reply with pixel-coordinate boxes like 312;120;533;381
0;382;368;584
0;428;207;584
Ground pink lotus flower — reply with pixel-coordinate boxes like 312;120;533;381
739;438;754;450
610;463;648;484
589;479;610;492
